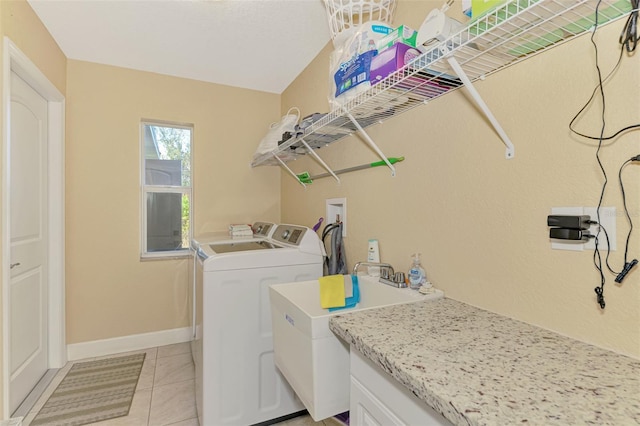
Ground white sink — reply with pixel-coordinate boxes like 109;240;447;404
269;276;443;421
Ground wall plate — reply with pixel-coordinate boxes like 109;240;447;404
550;207;616;251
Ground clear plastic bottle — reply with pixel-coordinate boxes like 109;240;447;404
408;253;426;290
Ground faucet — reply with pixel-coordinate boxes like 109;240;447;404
352;261;395;277
352;262;407;288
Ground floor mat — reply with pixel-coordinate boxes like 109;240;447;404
30;353;145;426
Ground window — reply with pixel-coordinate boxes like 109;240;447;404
141;121;192;257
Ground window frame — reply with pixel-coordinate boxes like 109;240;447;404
140;119;193;259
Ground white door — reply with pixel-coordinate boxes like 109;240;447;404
9;71;49;413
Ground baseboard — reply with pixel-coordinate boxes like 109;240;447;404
67;327;193;361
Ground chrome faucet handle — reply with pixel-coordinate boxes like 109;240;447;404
378;270;407;288
380;268;390;279
352;261;395;276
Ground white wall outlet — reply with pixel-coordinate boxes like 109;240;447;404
326;198;347;237
550;207;616;251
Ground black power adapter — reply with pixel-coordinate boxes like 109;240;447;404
547;215;593;241
547;215;591;230
549;228;592;241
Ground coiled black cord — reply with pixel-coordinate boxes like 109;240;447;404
619;0;639;52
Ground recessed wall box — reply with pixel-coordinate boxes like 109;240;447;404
326;198;347;237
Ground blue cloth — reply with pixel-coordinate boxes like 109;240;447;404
329;275;360;312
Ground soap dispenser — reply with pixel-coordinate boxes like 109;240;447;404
408;253;426;290
367;239;380;276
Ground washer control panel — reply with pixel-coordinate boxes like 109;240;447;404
252;222;274;237
272;224;308;246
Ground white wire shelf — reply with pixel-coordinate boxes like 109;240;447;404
251;0;631;169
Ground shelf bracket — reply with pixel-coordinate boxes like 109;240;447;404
299;138;341;184
273;154;306;188
442;49;515;159
343;107;397;176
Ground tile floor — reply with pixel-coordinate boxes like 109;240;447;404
19;342;341;426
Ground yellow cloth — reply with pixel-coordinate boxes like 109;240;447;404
319;275;346;309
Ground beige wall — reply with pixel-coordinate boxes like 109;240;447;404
0;0;67;416
1;0;66;93
281;1;640;358
65;60;281;344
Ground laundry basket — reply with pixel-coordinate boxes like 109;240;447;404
323;0;397;45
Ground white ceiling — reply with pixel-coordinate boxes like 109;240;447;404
28;0;332;94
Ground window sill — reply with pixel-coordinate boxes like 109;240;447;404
140;252;191;262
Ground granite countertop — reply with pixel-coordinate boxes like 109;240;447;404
329;298;640;425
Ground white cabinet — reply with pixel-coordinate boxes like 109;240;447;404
351;376;405;426
350;350;451;426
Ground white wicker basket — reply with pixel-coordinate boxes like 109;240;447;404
323;0;397;41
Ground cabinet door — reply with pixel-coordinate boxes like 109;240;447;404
350;350;452;426
351;376;404;426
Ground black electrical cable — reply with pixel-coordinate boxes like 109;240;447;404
619;158;635;264
568;44;630;141
586;159;640;283
589;221;622;275
569;4;640;141
321;223;339;243
613;156;640;284
590;0;609;310
571;1;639;308
619;0;639;52
593;232;606;309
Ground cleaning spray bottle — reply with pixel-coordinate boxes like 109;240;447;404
408;253;426;290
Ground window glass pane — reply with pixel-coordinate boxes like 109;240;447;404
146;159;182;186
143;124;191;187
146;192;190;252
180;193;191;249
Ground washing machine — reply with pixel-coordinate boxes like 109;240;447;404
193;223;324;426
189;222;276;342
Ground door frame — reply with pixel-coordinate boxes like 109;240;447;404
1;37;66;417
